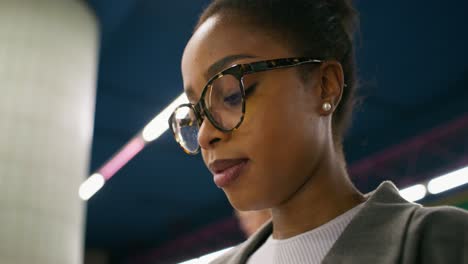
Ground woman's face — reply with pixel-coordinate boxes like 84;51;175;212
181;16;332;211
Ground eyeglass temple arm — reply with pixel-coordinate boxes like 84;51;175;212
241;58;322;74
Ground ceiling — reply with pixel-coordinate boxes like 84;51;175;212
84;1;468;263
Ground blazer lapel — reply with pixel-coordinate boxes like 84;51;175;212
220;182;419;264
322;181;420;264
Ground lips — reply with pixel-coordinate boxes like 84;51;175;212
209;158;249;188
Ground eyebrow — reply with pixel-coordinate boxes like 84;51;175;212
185;53;257;102
205;53;256;80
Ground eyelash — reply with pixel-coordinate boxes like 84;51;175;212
187;82;257;106
244;82;258;98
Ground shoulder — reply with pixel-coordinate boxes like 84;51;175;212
408;205;468;246
410;205;468;230
405;205;468;263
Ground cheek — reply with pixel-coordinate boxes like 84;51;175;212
243;82;312;153
234;85;321;204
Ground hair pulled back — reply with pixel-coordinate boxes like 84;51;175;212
197;0;359;145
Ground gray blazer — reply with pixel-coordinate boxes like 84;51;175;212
211;181;468;263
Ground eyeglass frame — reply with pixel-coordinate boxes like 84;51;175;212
168;57;324;154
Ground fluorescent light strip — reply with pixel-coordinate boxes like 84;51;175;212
79;173;105;200
142;93;188;142
427;166;468;194
99;137;146;180
398;165;468;202
399;184;427;202
79;137;146;201
79;93;187;200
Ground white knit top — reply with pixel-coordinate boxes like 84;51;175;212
246;203;364;264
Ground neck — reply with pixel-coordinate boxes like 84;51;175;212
271;151;365;239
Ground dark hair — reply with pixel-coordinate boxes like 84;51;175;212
196;0;359;148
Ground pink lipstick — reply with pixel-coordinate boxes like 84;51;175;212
209;159;249;188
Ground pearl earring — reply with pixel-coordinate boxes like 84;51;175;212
322;102;332;112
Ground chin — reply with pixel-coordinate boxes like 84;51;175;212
224;188;273;211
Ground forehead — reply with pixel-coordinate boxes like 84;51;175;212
181;15;292;99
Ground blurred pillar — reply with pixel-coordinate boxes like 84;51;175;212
0;1;98;264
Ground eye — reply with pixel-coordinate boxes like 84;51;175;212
222;82;258;107
223;91;242;107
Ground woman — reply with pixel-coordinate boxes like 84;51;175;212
168;0;468;263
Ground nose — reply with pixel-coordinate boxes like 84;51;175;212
197;117;229;150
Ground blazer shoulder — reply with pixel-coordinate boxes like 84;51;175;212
405;205;468;263
411;205;468;227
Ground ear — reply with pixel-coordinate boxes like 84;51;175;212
318;61;345;115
